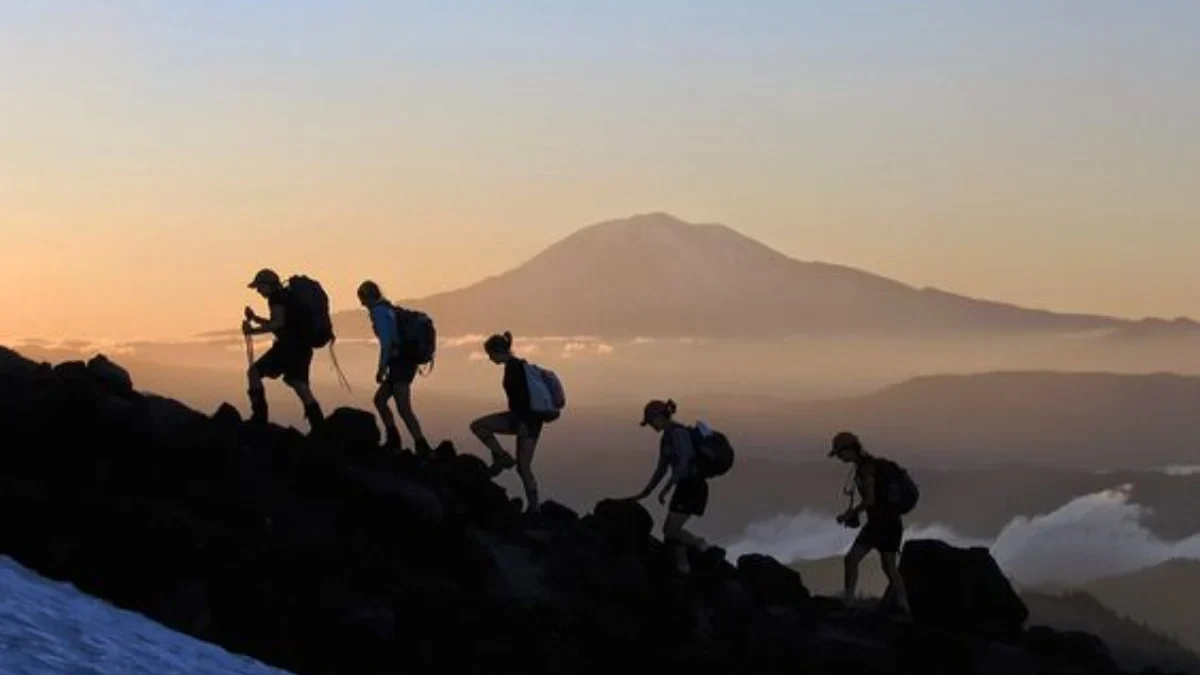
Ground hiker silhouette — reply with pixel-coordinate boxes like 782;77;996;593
242;268;325;432
357;280;433;457
830;430;914;618
626;398;726;574
469;331;562;515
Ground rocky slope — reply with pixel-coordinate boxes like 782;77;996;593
0;346;1187;675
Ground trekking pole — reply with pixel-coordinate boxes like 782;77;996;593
328;339;352;393
244;332;254;366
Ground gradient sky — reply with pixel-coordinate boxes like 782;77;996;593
3;1;1198;341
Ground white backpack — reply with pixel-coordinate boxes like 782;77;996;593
524;362;566;417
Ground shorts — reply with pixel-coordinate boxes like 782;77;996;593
504;411;545;441
385;358;420;386
854;512;903;554
253;341;313;384
669;476;709;517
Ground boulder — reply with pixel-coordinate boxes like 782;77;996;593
736;553;811;609
322;407;379;451
87;354;134;396
900;539;1029;640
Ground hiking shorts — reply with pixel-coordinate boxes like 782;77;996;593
254;341;313;384
854;512;903;554
669;476;709;517
385;358;420;386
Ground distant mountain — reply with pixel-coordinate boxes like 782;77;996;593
1023;591;1200;674
1081;559;1200;656
321;212;1196;340
783;370;1200;470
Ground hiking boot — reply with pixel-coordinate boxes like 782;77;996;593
415;437;433;460
487;450;516;477
382;426;402;450
247;388;268;425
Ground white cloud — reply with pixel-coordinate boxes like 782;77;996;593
723;484;1200;588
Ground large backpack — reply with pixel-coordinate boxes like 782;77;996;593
285;275;334;349
875;458;920;516
523;361;566;421
689;421;735;478
393;306;437;371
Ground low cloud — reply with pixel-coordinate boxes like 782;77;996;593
724;484;1200;588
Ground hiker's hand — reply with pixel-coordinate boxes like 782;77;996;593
244;306;255;321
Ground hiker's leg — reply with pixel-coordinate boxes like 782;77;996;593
843;540;870;603
470;412;516;473
515;423;540;513
247;345;285;424
391;381;426;448
663;511;700;572
877;517;910;614
880;552;911;614
665;478;711;549
373;382;401;448
284;346;322;430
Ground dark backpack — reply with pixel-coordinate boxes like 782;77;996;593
689;422;735;478
393;306;437;369
285;275;334;348
875;458;919;516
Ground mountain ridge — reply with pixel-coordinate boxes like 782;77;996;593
329;212;1196;340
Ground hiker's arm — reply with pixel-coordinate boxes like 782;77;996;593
245;307;268;325
246;303;285;335
630;448;669;500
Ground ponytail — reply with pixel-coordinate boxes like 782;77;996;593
484;330;514;355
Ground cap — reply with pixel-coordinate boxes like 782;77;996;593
829;431;861;456
640;399;673;426
248;268;281;289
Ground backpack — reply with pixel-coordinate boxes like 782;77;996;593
285;275;334;349
875;458;919;516
393;306;437;370
689;421;735;478
523;361;566;421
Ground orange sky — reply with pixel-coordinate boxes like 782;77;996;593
3;2;1198;342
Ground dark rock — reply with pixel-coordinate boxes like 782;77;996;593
211;402;242;429
0;347;1169;675
87;354;134;396
538;500;580;531
736;553;812;609
322;406;379;451
588;498;654;551
900;539;1029;641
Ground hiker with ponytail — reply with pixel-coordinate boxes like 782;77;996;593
469;331;548;514
627;398;717;574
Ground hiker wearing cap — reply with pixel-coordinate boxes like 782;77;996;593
469;331;548;515
357;280;433;456
626;398;717;574
829;431;913;617
242;268;324;431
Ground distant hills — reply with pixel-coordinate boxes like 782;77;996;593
1080;559;1200;656
320;212;1198;340
781;370;1200;470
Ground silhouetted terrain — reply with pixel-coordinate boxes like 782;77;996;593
306;212;1197;340
794;558;1200;674
1082;560;1200;655
0;345;1187;675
